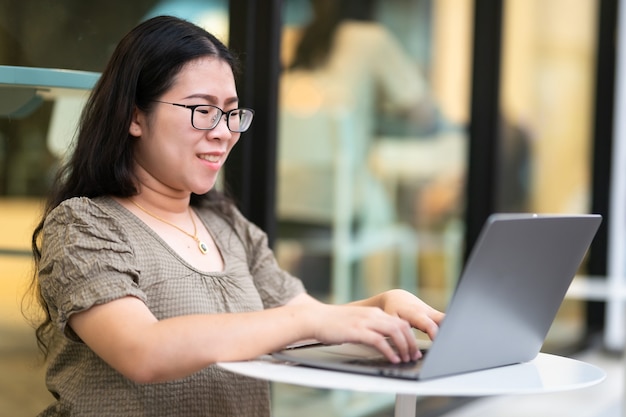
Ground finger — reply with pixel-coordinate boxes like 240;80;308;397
404;325;423;361
386;319;418;362
401;321;420;361
404;309;445;340
368;334;401;363
419;316;442;340
430;309;446;325
368;315;414;362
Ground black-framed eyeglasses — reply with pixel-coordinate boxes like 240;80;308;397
152;100;254;132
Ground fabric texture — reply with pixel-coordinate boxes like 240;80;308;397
37;196;306;417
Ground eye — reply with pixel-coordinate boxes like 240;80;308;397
194;106;220;121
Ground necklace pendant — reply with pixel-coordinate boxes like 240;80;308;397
198;240;208;255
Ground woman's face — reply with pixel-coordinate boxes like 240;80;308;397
130;57;241;197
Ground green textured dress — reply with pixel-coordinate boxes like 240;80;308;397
37;196;306;417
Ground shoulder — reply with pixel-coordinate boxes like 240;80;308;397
43;196;133;246
46;196;116;226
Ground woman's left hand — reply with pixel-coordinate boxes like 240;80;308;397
354;289;445;340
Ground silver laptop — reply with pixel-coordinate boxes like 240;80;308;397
272;213;602;380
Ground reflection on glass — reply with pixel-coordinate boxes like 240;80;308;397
499;0;598;350
277;0;470;308
274;0;471;414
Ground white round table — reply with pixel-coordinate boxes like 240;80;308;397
218;353;605;417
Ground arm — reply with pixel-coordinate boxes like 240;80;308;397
69;292;422;384
69;296;312;383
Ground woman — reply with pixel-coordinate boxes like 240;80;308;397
29;15;444;417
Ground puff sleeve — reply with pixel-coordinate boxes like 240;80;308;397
38;197;147;341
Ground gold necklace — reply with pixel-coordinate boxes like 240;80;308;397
129;199;209;255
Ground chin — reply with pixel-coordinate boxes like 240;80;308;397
193;184;217;195
188;176;219;195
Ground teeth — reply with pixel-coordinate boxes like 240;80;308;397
199;154;220;162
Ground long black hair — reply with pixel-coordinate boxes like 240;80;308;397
28;15;239;355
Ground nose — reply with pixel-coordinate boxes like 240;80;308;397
207;114;233;140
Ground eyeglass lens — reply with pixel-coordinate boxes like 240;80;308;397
192;106;254;132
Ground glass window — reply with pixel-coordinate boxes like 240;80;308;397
498;0;599;351
273;0;472;415
276;0;471;323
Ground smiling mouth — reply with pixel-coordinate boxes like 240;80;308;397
198;154;220;163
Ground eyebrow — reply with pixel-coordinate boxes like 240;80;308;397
184;94;239;106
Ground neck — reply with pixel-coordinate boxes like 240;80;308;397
131;164;194;214
131;187;192;216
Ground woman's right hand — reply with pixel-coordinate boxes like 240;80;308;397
287;294;420;363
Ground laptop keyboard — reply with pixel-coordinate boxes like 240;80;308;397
346;358;420;367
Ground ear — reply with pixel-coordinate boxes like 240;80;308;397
129;107;144;137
